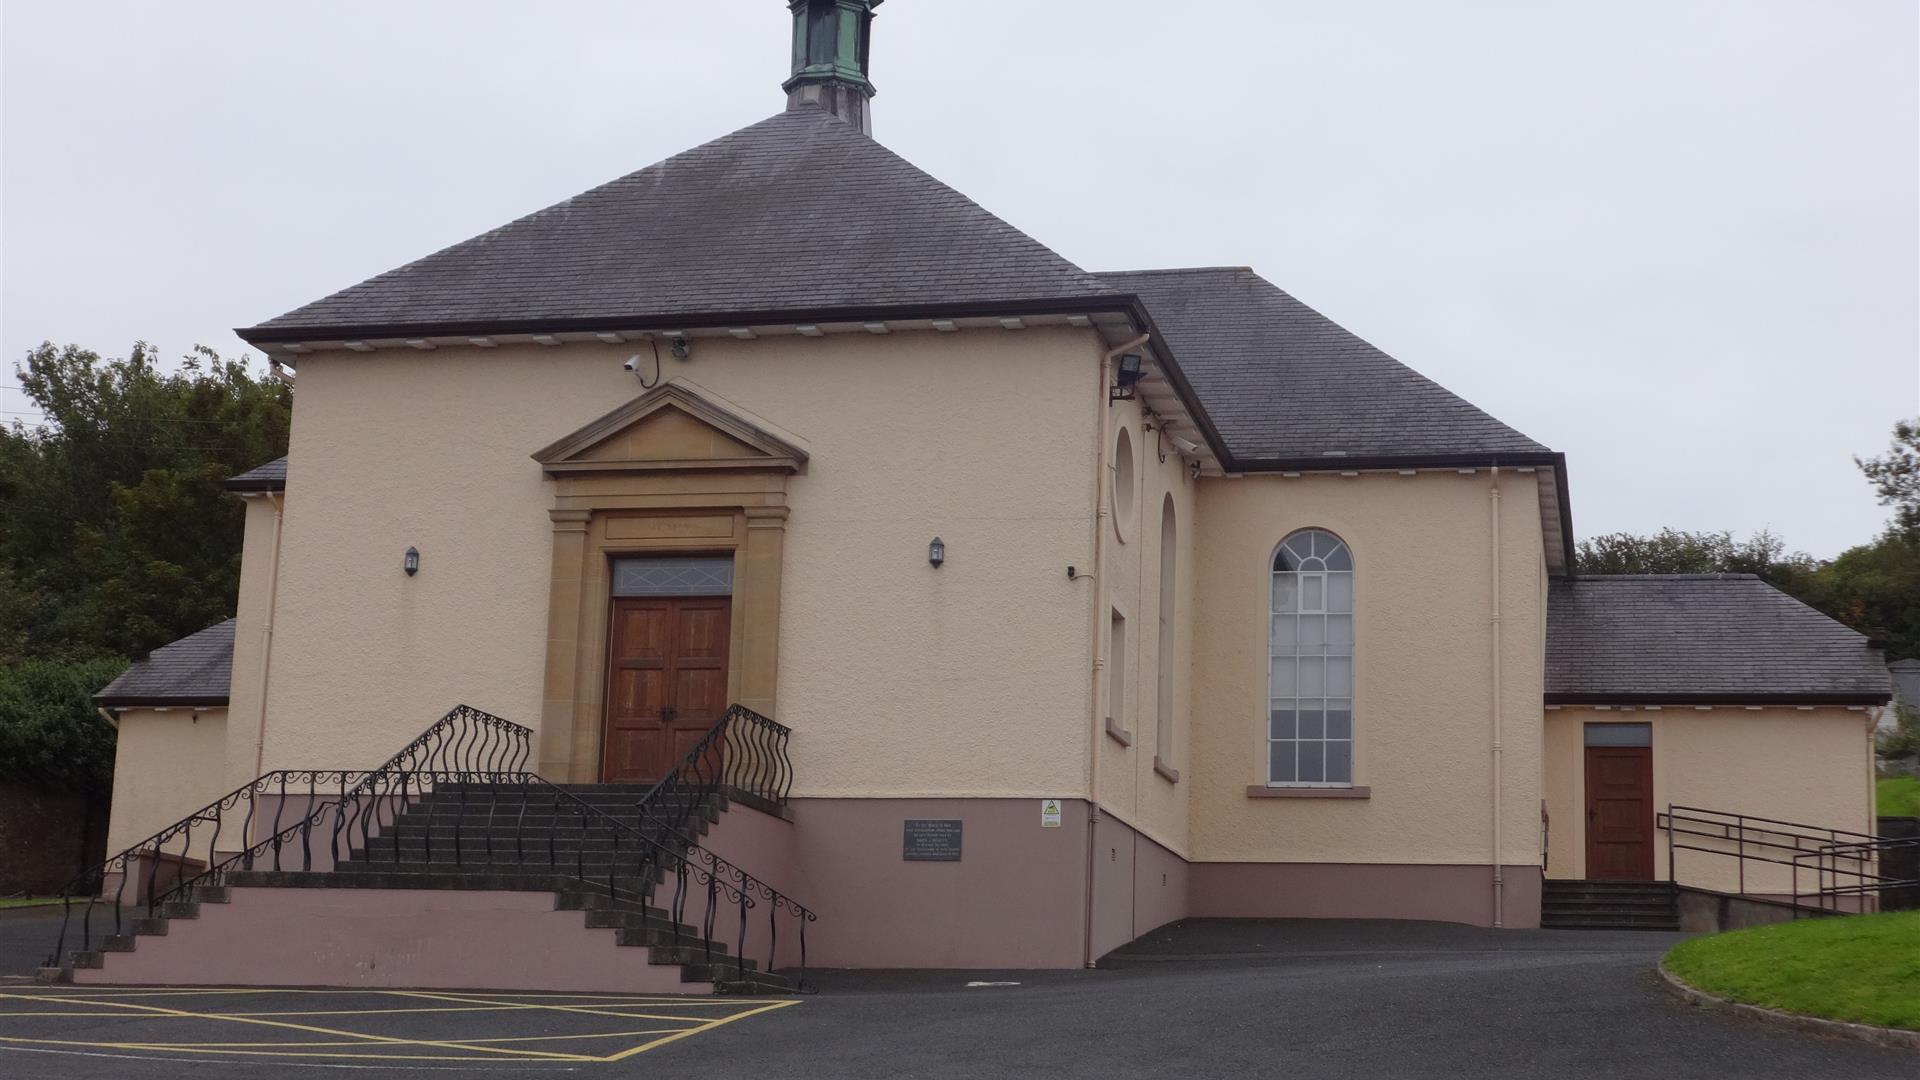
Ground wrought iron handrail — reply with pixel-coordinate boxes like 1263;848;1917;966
632;703;793;840
1657;804;1920;912
260;767;815;989
46;704;530;968
520;771;815;989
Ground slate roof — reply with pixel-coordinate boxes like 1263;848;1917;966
1546;575;1891;705
225;456;287;492
1099;267;1549;465
240;107;1112;340
95;620;235;708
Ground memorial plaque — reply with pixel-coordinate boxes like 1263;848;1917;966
903;819;962;861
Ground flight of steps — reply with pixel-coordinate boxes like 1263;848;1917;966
42;782;793;991
1540;879;1680;930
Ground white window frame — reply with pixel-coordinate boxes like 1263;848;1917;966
1266;528;1355;788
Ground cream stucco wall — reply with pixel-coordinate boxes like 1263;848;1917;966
259;329;1099;798
1092;406;1197;858
224;493;282;792
1188;469;1547;868
1543;705;1876;893
104;708;229;857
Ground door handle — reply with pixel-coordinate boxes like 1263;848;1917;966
659;704;675;722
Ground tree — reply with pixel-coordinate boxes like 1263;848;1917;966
0;659;125;793
0;342;290;664
1574;528;1817;592
1797;531;1920;664
1857;419;1920;541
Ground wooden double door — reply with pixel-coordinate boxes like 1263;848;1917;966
602;597;731;783
1584;744;1655;880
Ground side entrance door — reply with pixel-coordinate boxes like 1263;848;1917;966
1584;726;1655;880
602;596;731;783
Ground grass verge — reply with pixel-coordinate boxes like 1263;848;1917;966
0;897;62;910
1665;911;1920;1031
1878;776;1920;818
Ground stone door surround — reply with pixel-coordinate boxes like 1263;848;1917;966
532;380;805;782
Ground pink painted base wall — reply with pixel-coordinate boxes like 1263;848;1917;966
697;799;802;969
76;886;712;994
1189;863;1544;928
1087;813;1192;961
730;798;1092;970
1131;823;1189;937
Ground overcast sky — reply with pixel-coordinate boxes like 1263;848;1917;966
3;1;1915;556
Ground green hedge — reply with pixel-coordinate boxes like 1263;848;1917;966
0;659;124;792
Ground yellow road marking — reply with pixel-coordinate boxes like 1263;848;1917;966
0;987;797;1064
100;1028;686;1048
600;998;798;1061
28;986;765;1001
0;1037;574;1063
384;988;719;1023
0;992;593;1063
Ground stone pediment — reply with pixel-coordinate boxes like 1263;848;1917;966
532;380;808;475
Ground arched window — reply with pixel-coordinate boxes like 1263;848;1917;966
1268;529;1353;786
1155;496;1177;765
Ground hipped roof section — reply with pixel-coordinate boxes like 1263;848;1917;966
237;105;1568;551
95;619;235;708
1546;575;1892;706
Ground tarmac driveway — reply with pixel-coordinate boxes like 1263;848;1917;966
1;909;1911;1078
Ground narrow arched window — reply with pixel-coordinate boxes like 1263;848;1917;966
1155;496;1177;766
1269;529;1354;786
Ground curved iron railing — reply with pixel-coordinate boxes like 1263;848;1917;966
633;703;793;840
516;772;813;989
45;704;530;968
47;702;813;989
311;768;815;989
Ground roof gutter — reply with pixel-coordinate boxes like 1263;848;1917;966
234;294;1153;348
1546;692;1892;707
92;695;230;709
239;291;1581;568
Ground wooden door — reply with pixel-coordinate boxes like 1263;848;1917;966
602;597;731;783
1585;745;1654;880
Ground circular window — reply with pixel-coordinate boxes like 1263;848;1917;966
1112;425;1137;542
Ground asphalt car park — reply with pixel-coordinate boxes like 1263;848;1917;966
0;909;1911;1079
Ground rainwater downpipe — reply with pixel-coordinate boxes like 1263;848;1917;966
249;492;287;780
1489;466;1505;928
1083;332;1151;968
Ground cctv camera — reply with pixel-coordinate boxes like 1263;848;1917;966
669;336;691;360
622;354;642;372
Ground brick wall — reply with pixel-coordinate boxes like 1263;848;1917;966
0;783;108;895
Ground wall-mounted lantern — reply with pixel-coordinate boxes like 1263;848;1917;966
928;537;946;568
403;546;420;577
1110;353;1145;402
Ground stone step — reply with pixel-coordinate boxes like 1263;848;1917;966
415;790;720;809
1540;902;1677;917
339;854;675;878
377;821;707;841
645;945;759;973
382;807;721;822
1541;896;1677;910
1540;916;1680;931
1542;880;1675;893
681;961;787;989
364;833;695;853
